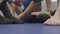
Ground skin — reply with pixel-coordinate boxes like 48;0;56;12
0;0;52;22
16;1;41;20
7;0;41;20
15;0;51;20
44;0;60;26
46;0;51;11
0;0;15;19
29;0;51;16
0;0;15;23
7;0;24;16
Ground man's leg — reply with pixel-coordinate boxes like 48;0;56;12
7;0;25;16
7;3;16;16
16;0;42;20
1;0;41;18
0;0;15;24
0;1;15;19
0;1;24;24
44;0;60;26
45;0;51;16
46;0;51;11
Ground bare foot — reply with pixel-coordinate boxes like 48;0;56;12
44;15;60;26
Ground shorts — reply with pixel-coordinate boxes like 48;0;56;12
23;0;42;10
7;0;13;3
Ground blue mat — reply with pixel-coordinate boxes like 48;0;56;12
0;23;60;34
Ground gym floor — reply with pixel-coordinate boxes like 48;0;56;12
0;23;60;34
